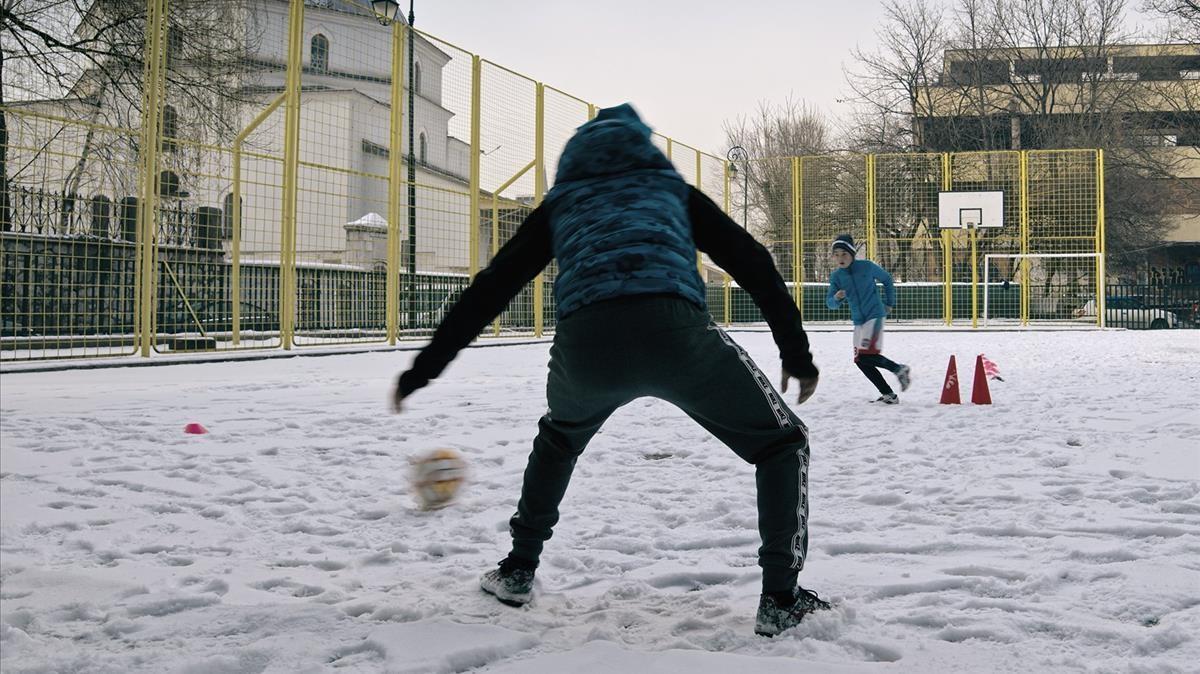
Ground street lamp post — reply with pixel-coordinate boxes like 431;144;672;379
403;0;416;328
726;145;749;230
371;0;416;329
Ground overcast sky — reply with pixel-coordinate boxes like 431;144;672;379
416;0;892;157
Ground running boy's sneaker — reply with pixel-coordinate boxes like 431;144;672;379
480;557;536;606
896;364;911;392
754;586;832;637
872;393;900;404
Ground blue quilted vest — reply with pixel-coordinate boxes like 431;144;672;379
545;104;706;319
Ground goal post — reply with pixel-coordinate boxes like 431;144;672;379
983;253;1105;327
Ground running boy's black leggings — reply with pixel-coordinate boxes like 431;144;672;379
855;352;901;395
507;295;812;595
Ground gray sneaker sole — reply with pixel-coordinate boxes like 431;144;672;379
480;577;532;607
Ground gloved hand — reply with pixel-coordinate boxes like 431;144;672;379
781;370;819;405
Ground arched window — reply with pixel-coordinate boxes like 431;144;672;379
90;195;112;238
311;34;329;73
158;170;181;198
222;192;242;239
418;132;427;165
166;27;183;67
414;61;422;95
162;105;178;152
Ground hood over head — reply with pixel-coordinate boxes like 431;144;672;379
553;103;677;185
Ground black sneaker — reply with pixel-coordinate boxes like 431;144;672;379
872;393;899;404
896;365;911;392
480;557;536;606
754;586;832;637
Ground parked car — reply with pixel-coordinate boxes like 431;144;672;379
1148;299;1199;329
1073;296;1180;329
158;299;277;334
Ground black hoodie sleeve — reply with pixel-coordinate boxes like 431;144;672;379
687;187;818;379
397;204;553;398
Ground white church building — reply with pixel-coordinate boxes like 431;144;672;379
226;0;475;273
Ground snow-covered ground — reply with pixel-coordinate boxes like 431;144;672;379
2;329;1198;673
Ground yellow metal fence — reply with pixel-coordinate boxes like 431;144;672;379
0;0;1103;362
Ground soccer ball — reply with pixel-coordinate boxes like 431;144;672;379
410;448;468;510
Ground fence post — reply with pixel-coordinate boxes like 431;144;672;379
1020;150;1030;326
696;149;705;280
1096;149;1106;327
941;153;953;326
386;17;404;345
136;0;168;356
721;158;732;321
971;222;979;329
792;156;802;311
533;82;545;337
724;275;731;326
866;154;876;261
279;0;305;350
468;54;482;280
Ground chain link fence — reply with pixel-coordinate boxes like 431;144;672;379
2;0;1113;363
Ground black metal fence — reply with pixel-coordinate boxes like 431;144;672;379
1;231;473;343
1100;283;1200;329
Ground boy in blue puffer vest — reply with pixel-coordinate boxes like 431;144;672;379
392;104;830;636
826;234;911;403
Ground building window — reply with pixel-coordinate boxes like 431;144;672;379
414;61;422;95
162;105;178;152
362;139;390;158
166;27;183;67
419;132;427;164
222;193;242;238
311;34;329;73
158;170;182;198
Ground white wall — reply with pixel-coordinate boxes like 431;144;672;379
203;0;471;270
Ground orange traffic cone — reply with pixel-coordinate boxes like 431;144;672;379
940;355;961;405
971;354;992;405
184;422;208;435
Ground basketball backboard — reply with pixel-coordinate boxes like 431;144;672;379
938;191;1004;229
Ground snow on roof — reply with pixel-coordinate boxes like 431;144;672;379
348;212;388;228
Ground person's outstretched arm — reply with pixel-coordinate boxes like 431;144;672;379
688;187;818;404
394;205;553;409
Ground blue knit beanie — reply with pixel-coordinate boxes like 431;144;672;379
831;234;857;257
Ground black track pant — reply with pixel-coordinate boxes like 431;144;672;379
507;295;811;594
855;353;901;395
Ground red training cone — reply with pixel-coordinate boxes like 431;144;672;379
940;355;961;405
971;354;992;405
184;423;208;435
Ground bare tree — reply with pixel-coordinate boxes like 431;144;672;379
1144;0;1200;41
723;97;832;275
845;0;949;152
2;0;259;213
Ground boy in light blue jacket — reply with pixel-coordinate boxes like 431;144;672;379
826;234;911;403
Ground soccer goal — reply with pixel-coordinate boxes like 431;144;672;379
982;253;1105;327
